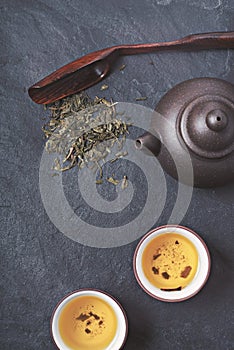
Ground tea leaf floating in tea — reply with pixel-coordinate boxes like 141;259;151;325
142;233;198;290
59;295;118;350
43;92;130;178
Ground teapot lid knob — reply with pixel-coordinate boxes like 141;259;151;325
206;109;228;132
179;94;234;159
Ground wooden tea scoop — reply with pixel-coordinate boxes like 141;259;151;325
28;31;234;104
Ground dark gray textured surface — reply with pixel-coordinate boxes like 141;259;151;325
1;0;234;349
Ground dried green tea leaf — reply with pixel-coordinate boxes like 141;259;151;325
110;151;128;163
97;163;103;179
107;177;120;185
95;179;103;184
121;175;128;190
119;64;126;71
100;84;109;91
116;151;128;158
136;97;147;101
52;157;61;171
42;92;130;179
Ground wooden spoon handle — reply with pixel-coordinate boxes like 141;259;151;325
35;32;234;88
29;31;234;104
118;31;234;54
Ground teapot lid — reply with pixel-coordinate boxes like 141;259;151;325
178;85;234;159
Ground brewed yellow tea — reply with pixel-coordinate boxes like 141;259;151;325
59;295;117;350
142;233;198;290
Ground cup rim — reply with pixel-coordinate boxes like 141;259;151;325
50;288;128;350
133;224;211;302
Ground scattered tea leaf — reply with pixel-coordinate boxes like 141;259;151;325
43;92;130;174
136;96;147;101
42;92;132;188
100;84;109;91
95;179;103;185
110;151;128;163
107;176;120;185
97;163;103;179
52;157;61;171
119;64;126;71
121;175;128;190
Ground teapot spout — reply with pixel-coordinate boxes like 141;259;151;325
135;132;161;156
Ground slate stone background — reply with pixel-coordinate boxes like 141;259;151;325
1;0;234;349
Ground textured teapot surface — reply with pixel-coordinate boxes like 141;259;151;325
142;78;234;188
178;85;234;160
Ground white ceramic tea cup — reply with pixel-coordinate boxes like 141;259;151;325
51;289;128;350
133;225;211;302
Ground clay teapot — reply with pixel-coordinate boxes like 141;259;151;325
136;78;234;188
